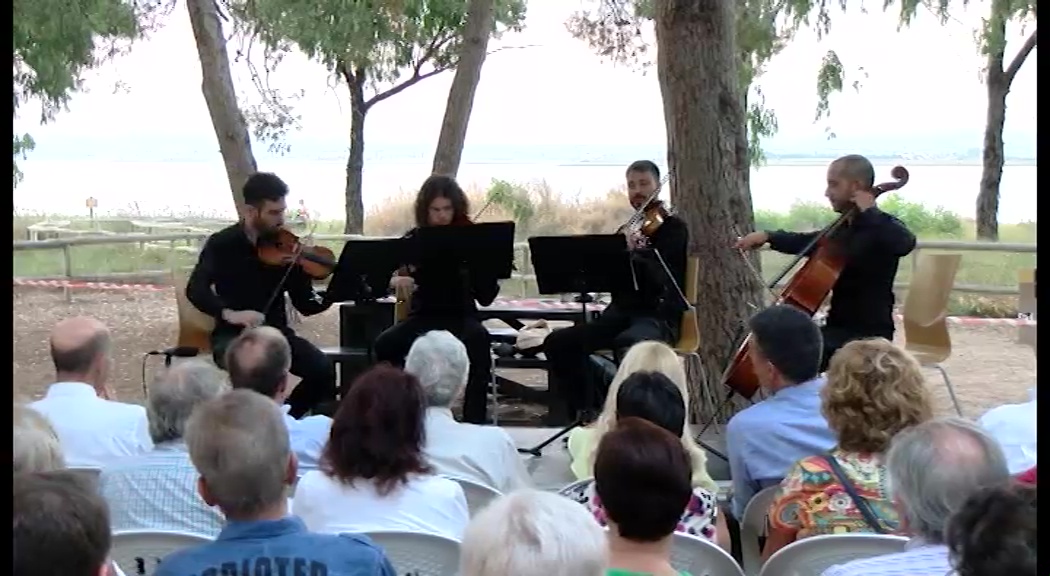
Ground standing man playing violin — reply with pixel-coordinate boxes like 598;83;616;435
372;175;500;424
734;154;917;371
544;160;690;420
186;172;336;418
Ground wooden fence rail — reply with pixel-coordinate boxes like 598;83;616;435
13;233;1038;298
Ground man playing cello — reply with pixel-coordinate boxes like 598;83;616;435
734;154;916;371
186;172;336;417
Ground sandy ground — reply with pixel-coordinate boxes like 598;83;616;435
12;287;1037;421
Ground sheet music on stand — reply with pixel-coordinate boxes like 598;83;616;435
324;238;405;303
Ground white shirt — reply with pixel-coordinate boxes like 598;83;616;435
29;382;152;468
280;405;331;472
821;541;951;576
292;470;469;541
423;408;531;493
979;388;1037;474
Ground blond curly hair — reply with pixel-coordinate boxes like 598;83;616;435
822;338;934;454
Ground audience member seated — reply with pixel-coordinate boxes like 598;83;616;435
821;417;1012;576
14;404;66;473
156;389;396;576
566;371;728;548
99;359;228;537
599;417;696;576
14;470;120;576
404;330;531;492
225;326;332;471
726;305;837;520
978;386;1036;474
460;489;607;576
1016;465;1037;485
29;316;152;467
763;338;934;560
568;341;716;493
946;482;1037;576
293;365;469;540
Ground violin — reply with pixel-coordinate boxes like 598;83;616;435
257;227;337;280
616;174;673;244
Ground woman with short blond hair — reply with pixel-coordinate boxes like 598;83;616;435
762;338;934;561
567;340;715;492
14;404;65;473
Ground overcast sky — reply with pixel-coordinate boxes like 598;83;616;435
15;0;1038;155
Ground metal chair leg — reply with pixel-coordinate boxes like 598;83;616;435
933;363;964;417
489;354;499;426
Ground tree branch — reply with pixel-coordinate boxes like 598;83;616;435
1004;28;1037;85
366;66;450;108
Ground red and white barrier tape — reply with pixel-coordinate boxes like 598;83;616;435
13;278;1036;326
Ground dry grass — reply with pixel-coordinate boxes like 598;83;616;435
13;287;1036;423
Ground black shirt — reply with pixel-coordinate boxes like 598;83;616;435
397;227;501;318
612;214;690;321
767;207;917;335
186;224;328;334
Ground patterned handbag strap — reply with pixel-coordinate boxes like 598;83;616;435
821;453;890;535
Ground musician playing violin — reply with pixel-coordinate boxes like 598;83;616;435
186;172;335;417
544;160;690;420
734;154;916;371
372;175;500;424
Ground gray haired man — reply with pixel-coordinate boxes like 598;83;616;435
821;417;1012;576
155;389;395;576
405;330;531;493
99;359;229;537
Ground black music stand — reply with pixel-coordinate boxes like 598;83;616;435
324;238;405;304
520;234;634;456
408;221;516;281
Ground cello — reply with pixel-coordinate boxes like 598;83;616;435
722;165;911;399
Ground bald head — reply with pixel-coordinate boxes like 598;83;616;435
831;154;876;190
49;317;110;379
224;326;291;399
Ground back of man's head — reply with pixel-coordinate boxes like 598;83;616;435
14;470;111;576
404;330;469;408
225;327;291;399
748;304;823;384
887;417;1011;543
147;359;229;444
615;371;686;437
185;389;292;520
461;489;607;576
49;316;110;379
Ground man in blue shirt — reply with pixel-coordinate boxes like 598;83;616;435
725;305;838;520
155;389;395;576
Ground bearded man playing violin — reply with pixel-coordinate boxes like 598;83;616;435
734;154;917;372
186;172;335;417
544;160;690;421
372;174;500;424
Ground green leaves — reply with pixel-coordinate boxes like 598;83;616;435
228;0;526;150
13;0;164;185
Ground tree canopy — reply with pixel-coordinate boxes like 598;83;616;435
567;0;1036;164
13;0;166;186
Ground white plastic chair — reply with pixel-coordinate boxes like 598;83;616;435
364;531;461;576
671;532;746;576
759;533;909;576
444;476;503;516
740;485;780;575
68;466;102;490
111;530;213;576
556;478;593;500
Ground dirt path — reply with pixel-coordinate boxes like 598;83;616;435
13;288;1036;420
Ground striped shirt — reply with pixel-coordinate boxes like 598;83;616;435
100;441;224;537
821;541;951;576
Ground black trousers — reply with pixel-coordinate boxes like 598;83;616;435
373;314;492;424
544;306;676;416
212;328;336;419
820;325;895;372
